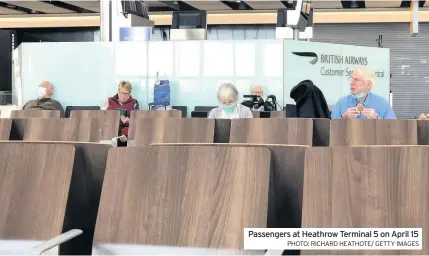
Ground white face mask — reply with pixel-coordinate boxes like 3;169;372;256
38;87;47;98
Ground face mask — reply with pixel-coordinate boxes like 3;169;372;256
221;104;236;114
38;87;46;98
352;84;369;100
352;92;366;99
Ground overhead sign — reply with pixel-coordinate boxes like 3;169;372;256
284;40;390;105
119;27;151;41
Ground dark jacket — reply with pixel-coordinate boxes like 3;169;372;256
107;94;139;136
23;98;65;117
290;80;330;119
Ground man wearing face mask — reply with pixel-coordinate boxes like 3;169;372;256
331;66;396;119
208;83;253;119
22;81;65;117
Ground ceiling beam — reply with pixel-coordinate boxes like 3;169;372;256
281;1;297;9
0;1;44;14
221;1;253;10
40;1;96;13
149;6;175;12
158;1;198;11
400;0;426;7
341;0;366;8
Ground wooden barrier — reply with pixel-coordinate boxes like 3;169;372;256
10;118;100;142
0;143;75;254
330;119;417;146
302;146;429;254
0;118;11;140
128;118;215;146
11;109;60;118
230;118;313;146
94;146;270;253
0;141;112;254
151;143;308;231
70;110;120;140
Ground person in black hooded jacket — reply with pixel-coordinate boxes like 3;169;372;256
290;80;330;118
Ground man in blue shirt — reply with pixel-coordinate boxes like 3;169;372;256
331;66;396;119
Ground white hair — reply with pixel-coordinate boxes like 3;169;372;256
355;66;376;88
217;83;238;102
250;84;263;91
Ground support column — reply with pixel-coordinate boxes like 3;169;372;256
100;0;111;42
99;0;154;42
410;0;419;37
293;28;299;40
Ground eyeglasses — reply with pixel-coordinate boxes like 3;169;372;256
118;92;130;95
348;77;364;82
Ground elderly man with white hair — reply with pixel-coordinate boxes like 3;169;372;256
250;84;264;97
331;66;396;119
208;83;253;119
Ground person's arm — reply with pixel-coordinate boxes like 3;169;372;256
331;100;343;119
134;101;140;110
51;101;65;117
56;102;65;118
22;101;29;110
208;108;217;118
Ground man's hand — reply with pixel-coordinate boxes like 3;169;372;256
361;108;378;119
120;116;130;124
342;107;360;119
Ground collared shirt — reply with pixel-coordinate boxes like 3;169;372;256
331;92;396;119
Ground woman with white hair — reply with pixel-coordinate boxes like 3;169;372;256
331;66;396;119
208;83;253;119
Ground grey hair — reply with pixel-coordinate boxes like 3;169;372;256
217;83;239;102
355;66;376;88
250;84;263;91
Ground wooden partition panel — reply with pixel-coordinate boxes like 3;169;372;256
10;118;100;142
0;118;11;140
302;146;429;254
130;110;182;119
10;118;78;141
330;120;417;146
0;141;111;254
0;143;75;240
151;143;307;231
70;110;120;139
128;118;215;146
11;109;60;118
230;118;313;146
76;118;101;142
95;146;270;249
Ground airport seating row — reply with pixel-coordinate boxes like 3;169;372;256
1;142;428;255
1;112;429;146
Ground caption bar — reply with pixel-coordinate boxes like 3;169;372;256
244;228;422;250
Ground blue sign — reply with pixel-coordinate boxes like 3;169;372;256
119;27;151;41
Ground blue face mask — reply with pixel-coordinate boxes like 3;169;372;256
221;104;236;114
352;92;366;99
